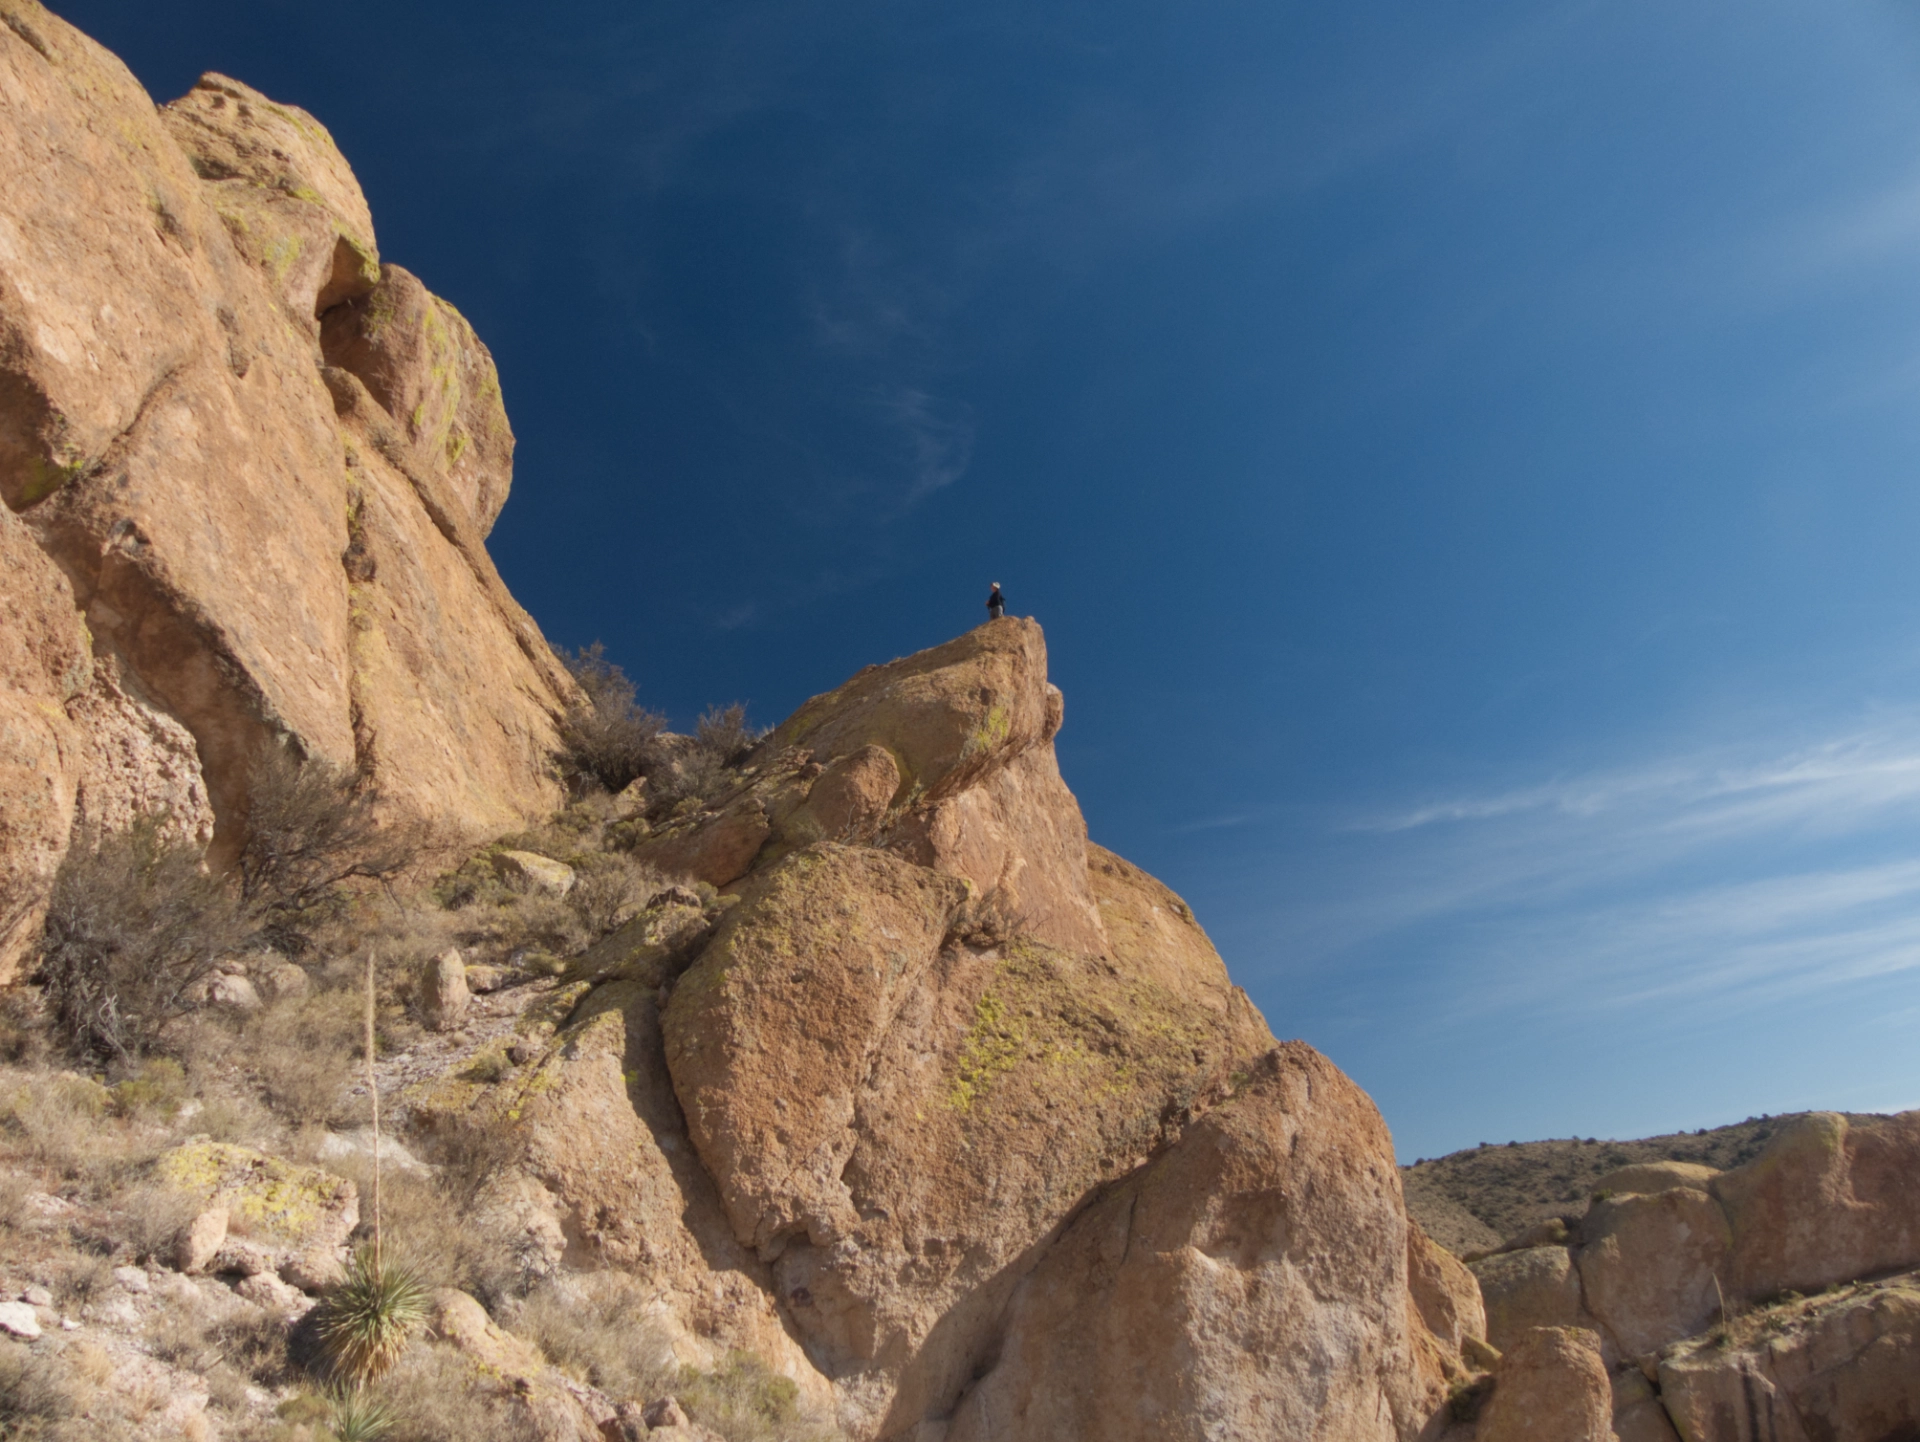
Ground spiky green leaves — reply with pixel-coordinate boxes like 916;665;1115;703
313;1251;427;1387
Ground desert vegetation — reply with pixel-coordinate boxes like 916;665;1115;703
0;706;829;1442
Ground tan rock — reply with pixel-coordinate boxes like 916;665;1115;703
1660;1273;1920;1442
633;795;771;888
321;264;515;535
175;1206;229;1274
421;948;470;1032
1475;1326;1613;1442
1577;1186;1731;1358
235;1269;310;1313
642;1397;691;1429
159;73;380;325
1472;1246;1595;1354
256;959;311;1000
1409;1220;1488;1353
769;620;1106;954
791;743;900;842
1713;1111;1920;1302
1610;1368;1680;1442
945;1046;1443;1442
410;979;828;1407
492;849;577;897
1592;1161;1720;1197
154;1140;357;1273
0;6;571;926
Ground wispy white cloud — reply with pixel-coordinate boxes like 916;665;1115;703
1275;711;1920;1028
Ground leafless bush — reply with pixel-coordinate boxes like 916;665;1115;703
695;703;763;766
234;989;361;1128
35;820;244;1063
238;747;419;955
553;645;667;795
566;855;663;937
0;1339;93;1433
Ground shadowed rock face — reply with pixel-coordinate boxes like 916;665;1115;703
0;0;573;974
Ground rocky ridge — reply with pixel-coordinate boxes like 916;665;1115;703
3;5;1919;1441
0;0;574;979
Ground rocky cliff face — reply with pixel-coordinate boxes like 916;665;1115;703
0;0;573;978
411;618;1473;1440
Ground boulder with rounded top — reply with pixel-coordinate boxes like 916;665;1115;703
945;1046;1446;1442
1577;1185;1731;1358
1712;1110;1920;1301
1475;1326;1613;1442
1592;1160;1720;1197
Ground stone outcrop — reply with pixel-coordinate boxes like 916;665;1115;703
1475;1327;1613;1442
1659;1273;1920;1442
0;0;573;977
418;620;1474;1441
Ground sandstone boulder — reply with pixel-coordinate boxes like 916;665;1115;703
320;263;515;535
633;794;771;888
421;948;470;1032
175;1205;229;1274
1409;1220;1488;1354
159;73;380;325
1712;1111;1920;1301
1472;1246;1595;1353
1576;1186;1731;1358
1610;1368;1681;1442
1592;1161;1719;1197
154;1140;357;1279
0;3;572;949
944;1046;1444;1442
492;849;577;897
1475;1326;1613;1442
1659;1273;1920;1442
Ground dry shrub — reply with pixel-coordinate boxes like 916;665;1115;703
235;990;361;1128
2;1072;113;1179
695;704;762;766
514;1279;675;1403
677;1350;842;1442
375;1343;541;1442
115;1182;203;1267
35;820;243;1063
0;1339;85;1433
553;645;666;795
566;855;663;937
237;748;420;956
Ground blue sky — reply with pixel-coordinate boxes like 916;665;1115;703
64;0;1920;1159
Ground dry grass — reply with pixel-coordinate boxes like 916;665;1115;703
515;1277;675;1403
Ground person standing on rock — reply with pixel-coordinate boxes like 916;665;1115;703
987;583;1006;620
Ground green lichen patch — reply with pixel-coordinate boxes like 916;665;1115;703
155;1139;353;1244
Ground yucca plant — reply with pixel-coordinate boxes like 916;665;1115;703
328;1386;396;1441
313;1249;428;1386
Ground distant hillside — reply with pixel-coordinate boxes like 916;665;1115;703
1401;1112;1886;1255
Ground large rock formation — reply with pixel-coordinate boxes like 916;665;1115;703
0;0;573;976
419;619;1475;1440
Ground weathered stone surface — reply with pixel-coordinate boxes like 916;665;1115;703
0;3;571;930
765;619;1106;955
793;744;900;843
945;1046;1444;1442
0;1300;41;1338
1577;1186;1731;1358
665;845;973;1255
154;1140;357;1273
1592;1161;1720;1197
1409;1220;1488;1354
175;1206;229;1274
235;1269;309;1313
1611;1368;1681;1442
421;947;470;1031
1475;1326;1612;1442
1712;1111;1920;1302
321;264;514;536
1660;1273;1920;1442
491;849;577;897
634;794;771;888
410;978;829;1408
1472;1246;1595;1354
160;73;380;325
